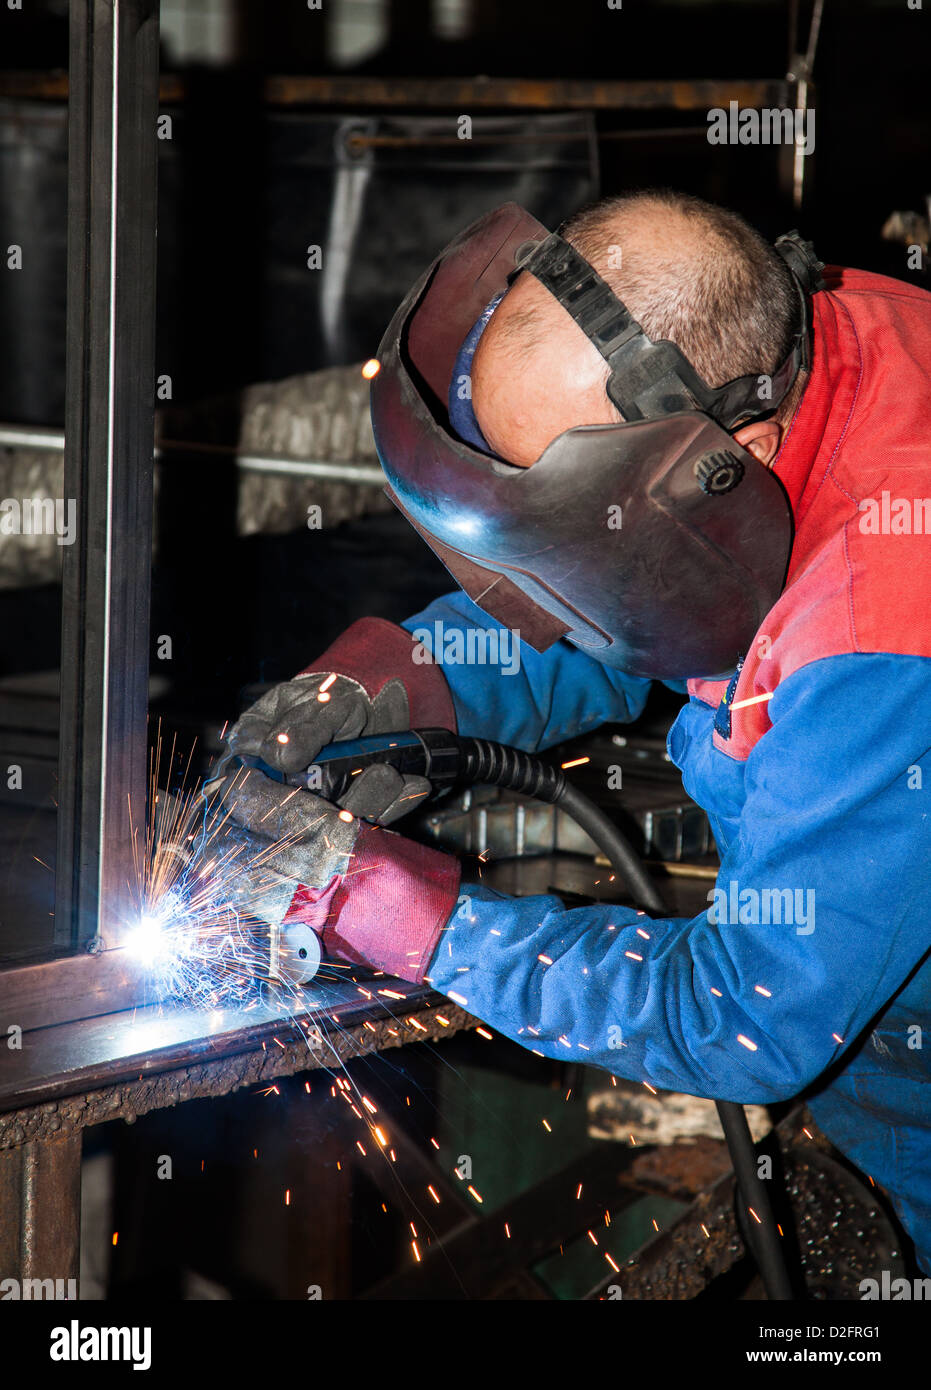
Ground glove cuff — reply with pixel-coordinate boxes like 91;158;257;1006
301;617;457;733
284;822;460;985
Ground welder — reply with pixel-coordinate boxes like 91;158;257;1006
210;190;931;1274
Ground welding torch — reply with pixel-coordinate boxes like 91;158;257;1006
237;727;667;915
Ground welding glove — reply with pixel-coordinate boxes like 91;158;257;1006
199;752;432;930
205;759;460;981
226;616;457;777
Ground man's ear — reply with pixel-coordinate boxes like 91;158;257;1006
732;417;782;466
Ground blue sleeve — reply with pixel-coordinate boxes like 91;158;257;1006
423;653;931;1103
401;588;655;750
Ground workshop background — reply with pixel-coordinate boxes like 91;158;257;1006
0;0;928;1301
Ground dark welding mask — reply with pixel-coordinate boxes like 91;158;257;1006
369;202;823;679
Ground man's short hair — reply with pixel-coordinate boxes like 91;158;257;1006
542;189;801;393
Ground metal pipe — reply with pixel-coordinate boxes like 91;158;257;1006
343;126;708;152
0;424;386;486
0;71;790;114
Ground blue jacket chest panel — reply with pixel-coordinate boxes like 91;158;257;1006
667;697;746;853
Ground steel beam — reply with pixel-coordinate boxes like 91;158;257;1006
57;0;160;952
0;71;790;113
0;1133;82;1288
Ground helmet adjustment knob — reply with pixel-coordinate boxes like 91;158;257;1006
695;450;745;495
512;238;545;267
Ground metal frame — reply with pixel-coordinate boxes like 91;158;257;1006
57;0;159;956
0;1;160;1027
0;987;469;1287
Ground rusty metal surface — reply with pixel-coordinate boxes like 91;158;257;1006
0;1001;472;1150
588;1114;907;1301
622;1136;734;1201
605;1185;745;1300
262;76;791;112
586;1113;767;1299
0;1133;81;1283
0;72;788;112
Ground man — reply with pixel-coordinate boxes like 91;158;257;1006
215;191;931;1273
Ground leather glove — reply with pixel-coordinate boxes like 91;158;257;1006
205;759;461;983
199;617;461;979
225;615;458;778
226;670;411;778
206;763;366;890
207;753;433;890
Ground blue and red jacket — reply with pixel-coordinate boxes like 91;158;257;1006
292;266;931;1269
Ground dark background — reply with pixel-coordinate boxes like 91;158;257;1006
2;0;928;422
2;0;928;706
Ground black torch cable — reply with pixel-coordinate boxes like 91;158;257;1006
447;734;794;1301
715;1101;794;1300
453;735;667;913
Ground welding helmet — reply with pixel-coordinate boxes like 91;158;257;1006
370;202;824;679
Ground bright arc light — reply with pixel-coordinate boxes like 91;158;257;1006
361;358;381;380
126;913;169;967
